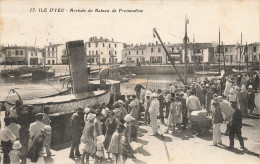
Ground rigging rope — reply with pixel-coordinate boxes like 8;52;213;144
155;28;183;39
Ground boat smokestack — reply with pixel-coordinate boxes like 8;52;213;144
66;40;90;93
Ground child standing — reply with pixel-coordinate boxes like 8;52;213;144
144;95;151;126
96;135;105;164
43;125;52;157
81;113;96;164
9;140;22;164
165;98;177;134
129;104;138;142
108;124;125;164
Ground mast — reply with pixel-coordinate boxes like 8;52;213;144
184;15;189;84
246;42;248;73
222;42;226;73
239;32;242;74
218;27;221;75
153;28;185;85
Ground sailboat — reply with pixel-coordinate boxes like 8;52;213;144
4;40;117;115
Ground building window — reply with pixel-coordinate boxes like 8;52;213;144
35;52;37;56
137;51;138;55
96;50;98;55
129;51;130;55
103;43;105;47
158;47;161;53
48;52;50;57
15;50;19;55
225;48;228;52
89;51;91;55
20;50;23;55
142;51;143;55
177;47;179;50
109;44;111;48
48;47;50;51
253;46;256;52
102;58;106;64
115;51;117;55
115;44;117;48
48;60;50;64
157;56;162;63
88;43;91;48
8;51;11;56
95;42;98;47
151;48;153;53
31;52;33;57
115;58;117;63
92;51;94;55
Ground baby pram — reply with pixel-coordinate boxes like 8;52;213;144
190;110;212;135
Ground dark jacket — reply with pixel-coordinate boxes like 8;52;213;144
231;109;242;129
212;104;224;124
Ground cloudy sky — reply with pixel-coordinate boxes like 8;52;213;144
0;0;259;47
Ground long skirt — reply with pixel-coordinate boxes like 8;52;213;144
104;134;112;151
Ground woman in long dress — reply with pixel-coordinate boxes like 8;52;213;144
81;113;96;164
104;111;120;159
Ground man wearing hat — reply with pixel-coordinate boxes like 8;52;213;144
69;107;84;158
228;102;245;149
135;83;145;100
149;93;160;135
157;89;165;124
10;140;22;163
170;84;176;98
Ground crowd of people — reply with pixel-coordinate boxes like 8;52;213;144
0;71;258;164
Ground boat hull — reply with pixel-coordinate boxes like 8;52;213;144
5;90;111;115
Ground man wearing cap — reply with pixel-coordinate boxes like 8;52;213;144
69;107;84;158
186;89;201;117
239;85;249;116
0;117;16;163
228;102;245;149
118;100;128;119
157;89;165;124
248;85;255;114
149;93;160;135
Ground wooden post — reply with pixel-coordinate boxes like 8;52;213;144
66;40;89;94
218;27;221;75
222;42;226;73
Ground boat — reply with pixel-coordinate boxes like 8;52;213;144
4;90;110;115
194;71;220;76
4;40;115;115
1;65;51;77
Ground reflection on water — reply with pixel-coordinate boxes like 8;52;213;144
0;65;197;100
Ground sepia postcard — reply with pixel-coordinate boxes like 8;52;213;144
0;0;259;164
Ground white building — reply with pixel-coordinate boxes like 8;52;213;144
45;43;66;65
27;48;45;65
5;46;33;64
85;37;124;65
0;51;6;64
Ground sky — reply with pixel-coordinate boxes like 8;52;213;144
0;0;259;47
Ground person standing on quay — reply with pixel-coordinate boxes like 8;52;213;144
228;102;245;149
239;85;249;116
157;89;165;124
0;117;16;163
248;85;255;115
169;84;176;98
69;107;84;158
42;107;53;157
211;102;224;146
186;89;201;117
218;96;234;136
149;93;160;136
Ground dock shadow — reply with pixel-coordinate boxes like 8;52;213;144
242;123;254;127
134;146;151;157
155;134;172;142
139;127;148;133
245;114;260;119
171;129;195;140
215;144;244;155
132;158;148;164
136;138;149;145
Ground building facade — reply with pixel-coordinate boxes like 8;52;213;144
247;42;260;64
5;46;35;64
27;48;45;65
45;43;66;65
85;37;124;65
